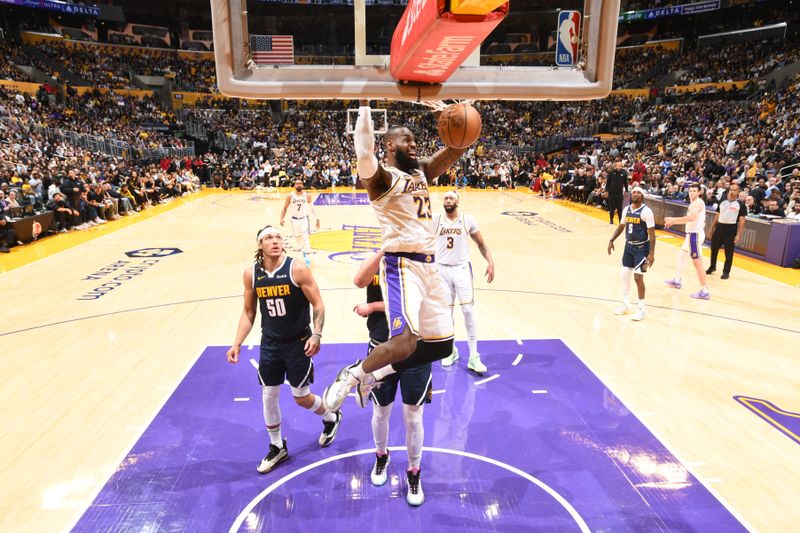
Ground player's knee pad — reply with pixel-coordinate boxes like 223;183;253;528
290;385;311;398
402;404;424;426
372;403;393;423
262;385;281;403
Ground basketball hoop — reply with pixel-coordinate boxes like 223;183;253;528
346;108;388;136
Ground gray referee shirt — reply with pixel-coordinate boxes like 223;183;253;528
718;199;746;224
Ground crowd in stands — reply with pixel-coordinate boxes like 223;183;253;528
672;39;800;85
613;46;677;89
2;28;800;254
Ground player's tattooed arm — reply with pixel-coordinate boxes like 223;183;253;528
312;307;325;337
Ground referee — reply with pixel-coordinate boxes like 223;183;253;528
606;161;628;225
706;184;746;279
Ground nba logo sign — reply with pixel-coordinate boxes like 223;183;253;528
555;11;581;67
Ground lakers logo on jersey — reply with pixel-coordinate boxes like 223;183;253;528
392;317;403;331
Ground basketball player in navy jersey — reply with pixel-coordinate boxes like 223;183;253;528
226;225;342;474
353;251;431;506
608;186;656;321
323;100;470;412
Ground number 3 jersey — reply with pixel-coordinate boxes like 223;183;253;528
433;213;478;265
253;256;310;340
370;166;435;254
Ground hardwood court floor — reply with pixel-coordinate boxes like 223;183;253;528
1;187;798;532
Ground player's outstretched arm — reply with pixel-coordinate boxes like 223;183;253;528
227;267;258;363
279;194;291;225
665;201;704;227
421;146;467;183
354;100;391;198
293;261;324;356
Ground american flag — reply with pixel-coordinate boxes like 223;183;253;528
249;35;294;65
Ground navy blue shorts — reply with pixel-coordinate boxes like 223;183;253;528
367;341;432;406
258;330;314;388
622;242;650;274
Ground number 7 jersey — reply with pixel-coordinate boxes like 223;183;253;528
253;256;310;340
370;166;435;254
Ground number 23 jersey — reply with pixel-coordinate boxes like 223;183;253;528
371;166;435;254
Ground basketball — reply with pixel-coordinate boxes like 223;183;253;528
437;103;482;149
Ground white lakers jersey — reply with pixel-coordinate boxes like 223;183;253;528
371;166;435;254
290;191;310;218
434;213;478;265
687;198;705;233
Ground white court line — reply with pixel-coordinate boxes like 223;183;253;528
474;374;500;386
249;358;259;370
227;446;590;533
432;389;446;395
512;353;524;366
248;344;253;351
517;339;523;345
233;398;250;402
531;389;548;394
558;338;755;532
65;346;206;533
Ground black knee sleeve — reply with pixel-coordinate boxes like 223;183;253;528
392;338;454;372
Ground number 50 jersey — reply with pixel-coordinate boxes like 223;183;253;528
254;256;310;341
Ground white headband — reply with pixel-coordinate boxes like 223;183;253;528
256;226;281;243
631;186;645;195
444;191;459;201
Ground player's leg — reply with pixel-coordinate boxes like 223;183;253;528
631;244;649;320
323;255;426;411
689;231;710;299
256;344;289;473
285;338;342;446
399;364;431;506
438;265;459;367
617;246;634;314
666;235;690;288
455;263;485;373
369;373;399;486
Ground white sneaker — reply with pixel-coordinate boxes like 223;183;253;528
406;469;425;506
371;452;390;486
632;309;646;321
322;362;360;411
614;304;630;315
441;346;459;367
257;439;288;474
468;354;487;374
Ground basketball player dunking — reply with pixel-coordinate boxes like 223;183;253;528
434;191;495;373
322;100;469;412
280;178;319;266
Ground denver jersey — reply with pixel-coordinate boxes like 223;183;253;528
253;257;310;340
371;166;435;254
289;191;310;218
366;274;388;343
433;213;478;265
622;204;655;245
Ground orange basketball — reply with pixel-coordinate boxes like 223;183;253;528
437;103;482;149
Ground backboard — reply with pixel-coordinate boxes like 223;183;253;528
210;0;620;102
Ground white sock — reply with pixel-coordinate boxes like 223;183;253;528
638;300;646;310
403;404;424;469
462;304;478;357
262;386;282;446
372;403;392;453
372;365;396;381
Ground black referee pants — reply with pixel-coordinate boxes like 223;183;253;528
709;223;737;274
608;195;623;224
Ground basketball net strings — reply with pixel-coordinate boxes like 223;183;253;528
415;99;475;111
